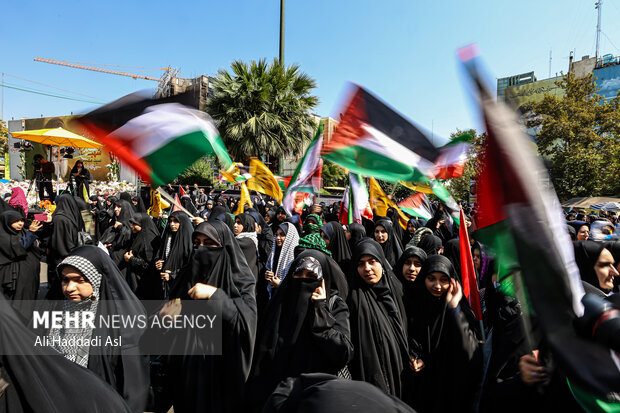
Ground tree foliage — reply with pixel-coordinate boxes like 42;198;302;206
523;73;620;199
0;119;7;154
445;129;486;203
175;157;215;186
322;160;347;188
207;59;318;164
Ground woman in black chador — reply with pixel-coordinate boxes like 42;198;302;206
247;254;353;410
407;255;481;413
164;220;257;413
0;210;42;318
347;238;409;398
68;160;92;197
49;246;150;412
47;194;85;299
154;211;193;299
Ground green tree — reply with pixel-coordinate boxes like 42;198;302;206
523;73;620;199
175;157;216;186
445;129;485;202
322;160;347;188
0;120;7;154
207;59;318;165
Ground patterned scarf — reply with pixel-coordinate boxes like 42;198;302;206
303;214;323;235
298;233;332;257
48;255;103;367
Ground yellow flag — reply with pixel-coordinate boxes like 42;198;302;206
368;177;409;229
247;158;283;204
235;182;253;215
82;185;89;202
398;180;433;194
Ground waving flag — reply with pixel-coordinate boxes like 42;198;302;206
247;158;283;204
282;126;323;215
321;84;439;183
459;209;482;321
368;177;409;229
463;46;620;407
339;172;373;224
433;132;473;179
398;192;433;220
78;91;233;186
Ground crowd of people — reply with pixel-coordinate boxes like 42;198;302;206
0;181;618;413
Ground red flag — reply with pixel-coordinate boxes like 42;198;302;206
179;186;187;197
172;194;183;213
459;209;483;321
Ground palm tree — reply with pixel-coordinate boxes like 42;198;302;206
207;59;318;166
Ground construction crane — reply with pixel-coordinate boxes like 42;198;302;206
33;57;180;97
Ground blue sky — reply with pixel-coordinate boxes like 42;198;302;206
2;0;619;144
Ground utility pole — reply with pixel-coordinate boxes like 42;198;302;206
595;0;602;60
279;0;285;65
548;50;552;78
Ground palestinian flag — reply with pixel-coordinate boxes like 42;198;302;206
339;172;373;224
282;126;323;215
398;192;433;220
433;132;473;179
463;47;620;408
78;91;233;186
458;209;483;321
321;84;439;183
171;194;183;213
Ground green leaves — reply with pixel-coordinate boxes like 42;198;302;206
524;73;620;199
207;59;318;165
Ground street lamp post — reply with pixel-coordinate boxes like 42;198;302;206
279;0;285;64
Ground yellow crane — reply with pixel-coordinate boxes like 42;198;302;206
33;57;181;97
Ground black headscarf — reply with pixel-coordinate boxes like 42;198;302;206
394;247;428;297
209;205;235;233
237;213;256;232
167;220;257;413
321;221;352;272
99;199;134;268
126;213;160;294
408;255;455;357
407;254;481;412
132;195;147;213
374;219;403;269
573;240;609;293
347;223;366;250
54;246;149;412
0;295;135;412
181;195;199;216
418;234;443;256
129;213;159;258
346;239;408;397
442;238;463;281
158;211;194;273
113;199;135;225
49;194;85;259
261;373;417;413
0;210;28;265
119;192;132;203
